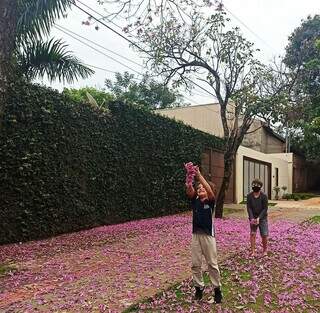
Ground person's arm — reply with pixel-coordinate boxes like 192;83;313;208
258;194;268;220
195;168;215;200
186;183;196;199
209;182;217;199
246;194;254;220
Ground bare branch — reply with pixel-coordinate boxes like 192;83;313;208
245;124;264;135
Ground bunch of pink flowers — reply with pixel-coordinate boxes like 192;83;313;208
184;162;198;187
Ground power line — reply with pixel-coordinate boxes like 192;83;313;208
56;24;144;68
71;2;246;114
74;0;276;103
184;95;200;105
222;4;277;54
83;63;141;78
76;0;124;31
55;24;143;76
84;63;117;74
55;25;198;101
73;1;217;100
74;0;145;53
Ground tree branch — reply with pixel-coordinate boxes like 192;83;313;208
245;124;264;135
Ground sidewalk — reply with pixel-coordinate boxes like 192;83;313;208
224;197;320;223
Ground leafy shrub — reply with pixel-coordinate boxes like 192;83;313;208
296;193;316;200
282;193;291;200
282;193;317;201
0;82;224;244
273;186;280;200
294;195;300;201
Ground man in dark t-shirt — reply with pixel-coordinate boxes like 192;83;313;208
246;178;269;257
186;167;222;303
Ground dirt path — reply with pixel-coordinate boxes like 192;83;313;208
226;197;320;223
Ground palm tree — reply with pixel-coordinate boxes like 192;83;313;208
16;0;94;83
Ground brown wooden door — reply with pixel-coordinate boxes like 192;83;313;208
201;148;235;203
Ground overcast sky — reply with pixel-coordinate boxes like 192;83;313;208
45;0;320;104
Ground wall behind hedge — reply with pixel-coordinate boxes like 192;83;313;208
0;82;224;244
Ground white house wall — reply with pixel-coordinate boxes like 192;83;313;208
269;153;293;194
157;105;293;203
157;104;225;137
235;146;291;203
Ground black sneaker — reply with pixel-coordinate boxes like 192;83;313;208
194;287;203;300
214;287;222;303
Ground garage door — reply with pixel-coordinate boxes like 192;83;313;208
243;157;271;199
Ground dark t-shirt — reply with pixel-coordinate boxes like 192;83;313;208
246;192;268;220
191;196;215;236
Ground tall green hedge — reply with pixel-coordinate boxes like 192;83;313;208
0;82;224;244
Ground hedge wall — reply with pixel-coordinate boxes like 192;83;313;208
0;82;224;244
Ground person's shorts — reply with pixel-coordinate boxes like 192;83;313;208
250;218;268;236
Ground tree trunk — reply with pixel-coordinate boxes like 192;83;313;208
215;117;251;218
215;151;235;218
0;0;18;126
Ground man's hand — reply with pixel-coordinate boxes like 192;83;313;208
256;217;260;225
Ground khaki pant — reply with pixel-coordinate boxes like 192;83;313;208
191;233;221;288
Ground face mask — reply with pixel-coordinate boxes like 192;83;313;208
252;186;261;192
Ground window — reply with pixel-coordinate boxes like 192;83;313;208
275;167;279;187
243;157;271;199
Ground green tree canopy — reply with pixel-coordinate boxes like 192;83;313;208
105;71;183;109
284;15;320;160
129;7;292;215
63;87;114;108
16;0;93;83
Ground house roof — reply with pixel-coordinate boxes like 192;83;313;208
263;125;286;143
156;103;219;111
262;125;306;157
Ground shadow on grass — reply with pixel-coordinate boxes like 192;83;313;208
122;269;235;313
0;262;18;277
309;215;320;224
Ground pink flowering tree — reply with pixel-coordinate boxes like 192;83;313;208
96;1;292;216
131;15;288;216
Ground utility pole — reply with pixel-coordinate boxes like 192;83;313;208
285;121;288;153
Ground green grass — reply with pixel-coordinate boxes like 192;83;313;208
294;193;318;199
283;193;319;201
246;295;266;310
309;216;320;224
203;272;211;285
123;241;319;313
223;207;242;215
239;271;252;281
122;305;139;313
123;270;233;312
0;263;18;277
174;288;184;300
122;282;184;313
